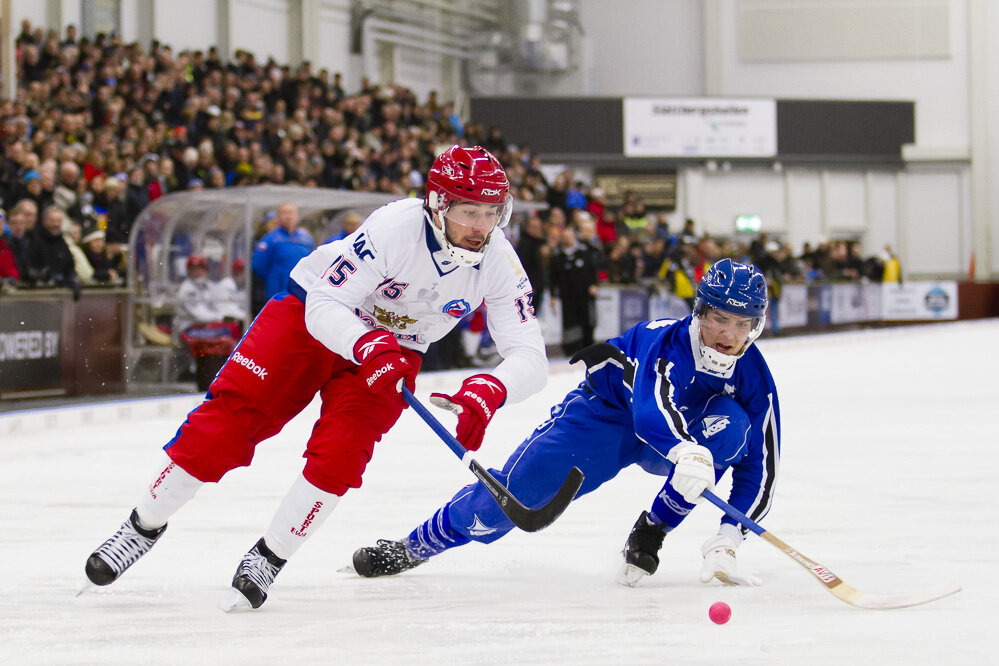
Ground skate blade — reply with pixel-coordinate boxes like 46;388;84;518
336;563;357;575
616;563;650;588
219;587;254;613
76;581;97;597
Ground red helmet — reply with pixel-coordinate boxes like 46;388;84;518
186;254;208;270
426;145;510;214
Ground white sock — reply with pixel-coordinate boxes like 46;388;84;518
134;453;204;530
264;474;341;560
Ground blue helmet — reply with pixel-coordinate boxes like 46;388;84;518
695;258;768;318
691;259;768;373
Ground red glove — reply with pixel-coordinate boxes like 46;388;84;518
353;330;416;395
430;374;507;451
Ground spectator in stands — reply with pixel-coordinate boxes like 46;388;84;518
680;217;698;244
124;166;149;231
26;206;80;297
324;211;362;244
174;255;228;334
516;212;550;317
211;257;248;325
881;245;901;283
550;225;599;356
0;212;19;282
174;254;241;384
64;220;95;284
52;161;82;218
4;201;35;280
251;201;313;302
693;236;721;283
575;212;609;283
620;197;652;241
19;170;46;210
99;174;130;246
652;213;674;244
586;187;608;238
81;228;122;285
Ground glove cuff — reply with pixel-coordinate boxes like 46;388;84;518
701;533;739;557
717;522;744;546
666;440;709;464
352;329;399;364
463;374;507;408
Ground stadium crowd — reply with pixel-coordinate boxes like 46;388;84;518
0;20;900;355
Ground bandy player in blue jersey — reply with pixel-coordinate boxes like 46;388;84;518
353;259;780;588
83;146;548;610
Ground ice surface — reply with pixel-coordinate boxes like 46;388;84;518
1;321;995;665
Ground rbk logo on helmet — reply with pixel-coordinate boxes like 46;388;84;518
481;188;502;196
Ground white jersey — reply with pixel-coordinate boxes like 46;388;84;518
289;197;547;403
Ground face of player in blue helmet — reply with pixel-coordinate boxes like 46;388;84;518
691;258;769;373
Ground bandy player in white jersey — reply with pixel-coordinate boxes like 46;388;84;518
84;145;548;611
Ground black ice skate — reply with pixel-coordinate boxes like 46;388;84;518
352;539;426;578
85;509;167;586
223;538;287;612
616;510;669;587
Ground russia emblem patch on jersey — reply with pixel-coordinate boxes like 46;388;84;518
443;299;471;318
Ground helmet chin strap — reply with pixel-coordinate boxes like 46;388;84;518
689;317;745;376
426;208;489;268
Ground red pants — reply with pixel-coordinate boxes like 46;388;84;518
164;293;423;495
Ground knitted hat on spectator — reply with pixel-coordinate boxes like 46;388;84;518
82;228;105;244
23;170;40;183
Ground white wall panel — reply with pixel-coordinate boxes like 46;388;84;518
155;0;217;53
737;0;951;62
699;169;785;236
822;171;867;233
901;169;964;275
865;171;898;256
715;0;970;152
119;0;141;42
393;48;445;104
316;1;351;74
11;0;46;29
578;0;705;96
784;169;823;252
230;0;289;62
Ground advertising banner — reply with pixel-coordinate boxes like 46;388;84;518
0;300;64;396
624;98;777;158
830;283;868;323
881;282;958;320
592;289;620;343
618;289;650;332
648;292;692;322
778;284;808;328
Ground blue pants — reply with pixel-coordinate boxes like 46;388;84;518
408;385;751;555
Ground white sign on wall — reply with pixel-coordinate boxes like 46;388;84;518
881;282;958;320
623;98;777;158
777;285;808;328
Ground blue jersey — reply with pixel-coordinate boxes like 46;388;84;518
252;227;315;300
405;316;782;557
592;316;780;526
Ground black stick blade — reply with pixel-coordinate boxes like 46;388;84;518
469;461;584;533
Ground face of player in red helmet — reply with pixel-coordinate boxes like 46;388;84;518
438;200;510;253
425;145;512;267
